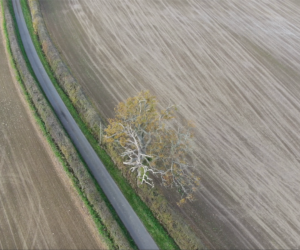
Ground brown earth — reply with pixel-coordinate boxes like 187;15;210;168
39;0;300;249
0;5;106;250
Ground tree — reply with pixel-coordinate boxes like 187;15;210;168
105;91;200;203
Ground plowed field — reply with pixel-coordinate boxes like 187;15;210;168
0;6;105;249
40;0;300;249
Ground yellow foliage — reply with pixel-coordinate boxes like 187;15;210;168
176;198;187;207
105;90;200;201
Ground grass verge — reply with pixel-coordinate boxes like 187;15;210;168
1;0;123;248
22;0;180;249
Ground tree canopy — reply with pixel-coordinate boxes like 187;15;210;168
105;91;200;204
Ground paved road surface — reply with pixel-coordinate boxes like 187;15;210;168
12;1;159;249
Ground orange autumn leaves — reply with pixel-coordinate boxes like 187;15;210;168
105;91;200;204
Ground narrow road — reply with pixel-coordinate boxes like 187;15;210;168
12;1;159;249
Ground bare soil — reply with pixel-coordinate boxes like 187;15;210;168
0;6;106;250
40;0;300;249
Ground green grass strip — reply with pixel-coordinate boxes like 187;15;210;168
1;0;117;248
21;0;180;249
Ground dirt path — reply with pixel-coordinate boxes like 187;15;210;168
0;4;106;249
40;0;300;249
